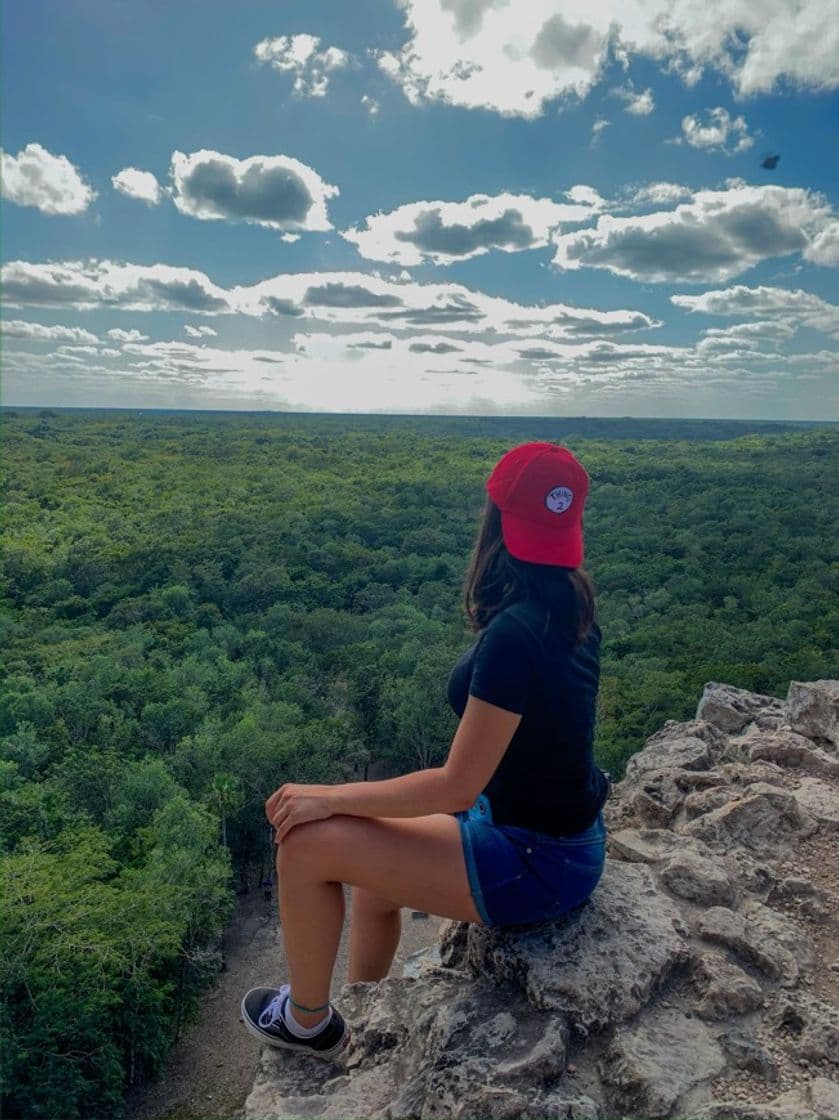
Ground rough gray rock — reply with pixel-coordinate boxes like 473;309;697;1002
681;782;819;859
243;680;839;1120
765;993;839;1066
439;861;691;1038
693;1075;839;1120
692;950;765;1021
657;848;736;906
696;908;789;984
785;680;839;749
624;734;711;778
608;825;715;864
717;1027;778;1079
597;1007;726;1118
645;716;730;759
629;770;685;827
767;875;832;921
773;1076;839;1119
683;784;736;820
697;682;787;735
740;728;839;780
789;776;839;831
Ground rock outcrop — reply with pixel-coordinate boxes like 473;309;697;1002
244;679;839;1120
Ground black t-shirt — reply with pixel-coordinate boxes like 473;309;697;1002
446;597;608;837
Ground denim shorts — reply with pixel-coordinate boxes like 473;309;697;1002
454;793;607;928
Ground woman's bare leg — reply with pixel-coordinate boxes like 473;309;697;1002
277;868;344;1028
275;812;483;1027
347;888;402;983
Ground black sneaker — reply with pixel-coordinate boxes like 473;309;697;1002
241;983;351;1061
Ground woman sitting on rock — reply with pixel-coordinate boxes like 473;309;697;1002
241;441;611;1060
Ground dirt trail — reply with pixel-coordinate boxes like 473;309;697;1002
123;883;441;1120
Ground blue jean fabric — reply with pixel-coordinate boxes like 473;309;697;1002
454;793;607;928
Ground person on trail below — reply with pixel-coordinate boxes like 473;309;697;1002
241;441;611;1061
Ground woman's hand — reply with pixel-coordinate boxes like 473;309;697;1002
266;783;335;844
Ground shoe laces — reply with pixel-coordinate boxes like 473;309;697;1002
258;983;291;1029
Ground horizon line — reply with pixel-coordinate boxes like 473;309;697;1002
2;405;836;424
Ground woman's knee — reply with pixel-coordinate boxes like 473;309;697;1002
275;816;352;875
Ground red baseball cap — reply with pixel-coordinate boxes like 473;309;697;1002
486;441;589;566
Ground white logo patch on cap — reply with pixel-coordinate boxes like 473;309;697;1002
545;485;573;514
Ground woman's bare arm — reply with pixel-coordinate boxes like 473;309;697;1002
324;695;522;818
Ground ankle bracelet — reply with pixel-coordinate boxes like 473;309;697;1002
289;996;331;1013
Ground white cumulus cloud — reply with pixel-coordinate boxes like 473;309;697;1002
680;107;754;153
627;182;694;206
0;319;99;343
696;320;798;352
610;83;655;115
169;149;338;232
253;33;351;97
551;184;837;283
805;220;839;267
343;191;603;265
0;257;657;339
590;118;611;144
112;167;162;204
1;142;96;214
376;0;839;118
2;259;232;313
107;328;149;342
671;284;839;339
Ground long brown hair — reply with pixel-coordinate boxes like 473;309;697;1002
461;494;597;645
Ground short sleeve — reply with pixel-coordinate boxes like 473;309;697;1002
468;612;533;714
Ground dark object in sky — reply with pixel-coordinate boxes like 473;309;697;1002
761;153;781;169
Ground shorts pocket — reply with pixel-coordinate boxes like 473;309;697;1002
522;839;605;897
564;835;606;861
480;842;533;892
545;844;605;916
562;840;606;876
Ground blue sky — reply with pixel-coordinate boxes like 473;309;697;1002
2;0;838;417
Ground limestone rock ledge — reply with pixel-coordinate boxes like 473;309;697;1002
244;679;839;1120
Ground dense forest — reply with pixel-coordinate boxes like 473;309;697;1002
1;408;837;1119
